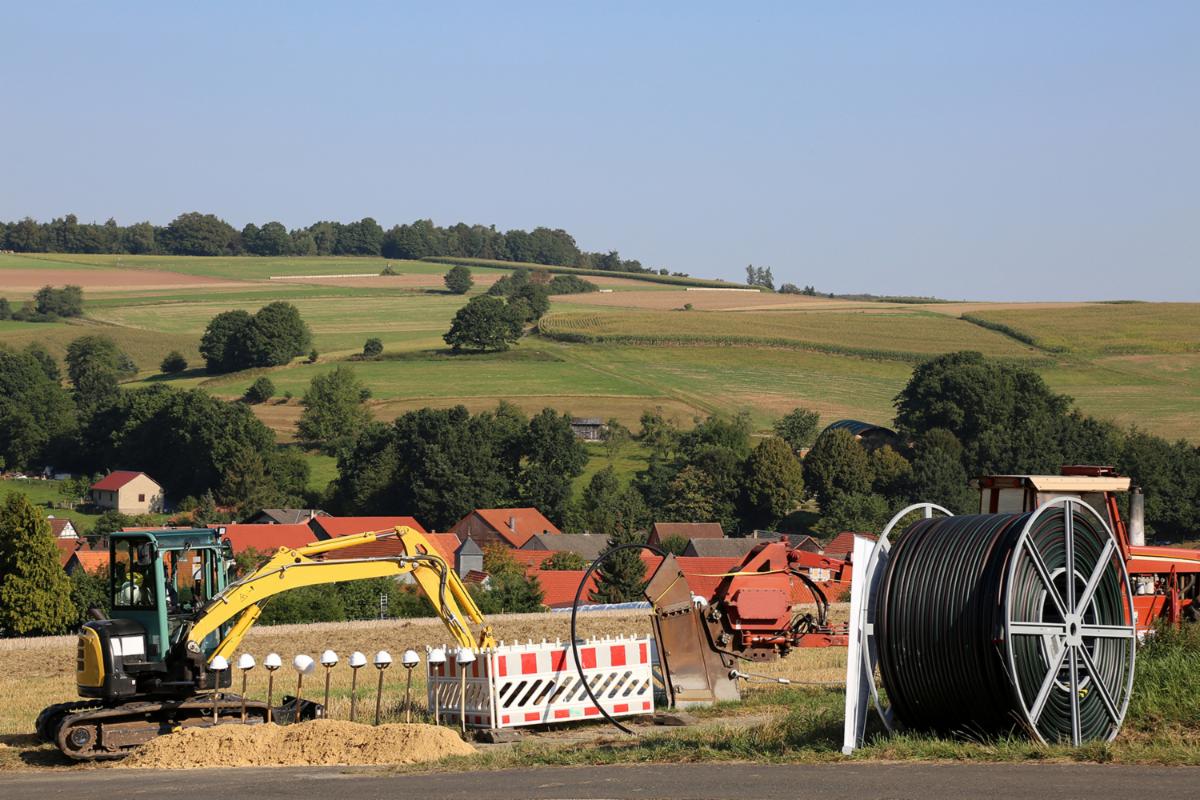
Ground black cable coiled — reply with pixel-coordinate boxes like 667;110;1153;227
875;507;1131;743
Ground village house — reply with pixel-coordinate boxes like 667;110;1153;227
451;508;561;549
569;417;607;441
647;521;724;548
47;517;79;539
89;471;163;515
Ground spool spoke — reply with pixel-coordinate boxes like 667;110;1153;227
1079;624;1136;639
1010;622;1069;636
1065;506;1076;612
1029;643;1070;723
1068;647;1082;746
1077;645;1121;724
1075;539;1116;614
1024;540;1068;620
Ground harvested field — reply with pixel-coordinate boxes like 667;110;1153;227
122;720;473;768
274;273;502;289
0;268;243;295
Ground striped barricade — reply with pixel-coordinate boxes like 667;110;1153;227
427;636;655;730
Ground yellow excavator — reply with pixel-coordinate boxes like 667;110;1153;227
36;525;493;760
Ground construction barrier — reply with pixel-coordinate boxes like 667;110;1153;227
428;636;655;729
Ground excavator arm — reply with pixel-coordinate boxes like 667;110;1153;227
185;527;494;663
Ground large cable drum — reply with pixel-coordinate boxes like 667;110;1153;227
871;497;1136;745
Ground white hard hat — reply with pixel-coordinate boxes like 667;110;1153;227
293;654;316;674
374;650;393;668
349;651;368;668
320;649;339;667
264;652;283;671
237;653;256;671
401;649;420;667
208;655;229;671
427;647;447;664
456;648;477;665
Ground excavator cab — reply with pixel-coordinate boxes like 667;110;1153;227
77;529;233;702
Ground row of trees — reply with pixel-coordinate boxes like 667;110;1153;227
0;213;656;273
0;285;85;323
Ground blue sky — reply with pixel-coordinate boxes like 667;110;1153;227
2;2;1196;300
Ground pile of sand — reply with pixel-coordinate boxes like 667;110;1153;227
122;719;474;769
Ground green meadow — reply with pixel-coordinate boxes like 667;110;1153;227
0;253;1196;455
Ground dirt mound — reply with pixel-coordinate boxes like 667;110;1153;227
122;719;474;769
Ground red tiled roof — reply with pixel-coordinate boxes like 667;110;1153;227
472;508;561;547
326;532;461;564
55;538;80;567
220;524;317;554
638;553;747;600
824;532;877;561
506;549;559;573
66;551;109;574
90;471;153;491
530;569;599;608
651;522;724;540
310;516;427;539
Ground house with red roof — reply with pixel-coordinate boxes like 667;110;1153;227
450;508;560;549
309;516;427;540
65;550;109;575
90;471;163;514
647;522;724;548
48;517;79;539
823;532;876;562
219;524;318;555
322;532;462;567
530;569;599;608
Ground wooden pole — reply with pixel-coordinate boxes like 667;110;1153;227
349;668;359;722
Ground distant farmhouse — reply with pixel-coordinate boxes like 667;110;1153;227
89;471;163;514
570;417;607;441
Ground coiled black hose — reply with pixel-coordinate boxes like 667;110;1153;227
875;505;1133;744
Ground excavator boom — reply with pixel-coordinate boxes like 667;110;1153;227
190;526;493;660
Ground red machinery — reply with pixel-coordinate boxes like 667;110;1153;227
644;542;849;706
974;465;1200;630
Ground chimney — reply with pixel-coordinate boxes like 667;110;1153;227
508;515;516;533
1128;489;1146;547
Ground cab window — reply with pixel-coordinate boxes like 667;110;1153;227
112;539;157;609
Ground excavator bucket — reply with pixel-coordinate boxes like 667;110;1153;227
644;554;741;707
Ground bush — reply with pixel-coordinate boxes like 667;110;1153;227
380;263;397;276
34;285;84;318
443;265;473;294
541;551;587;570
307;349;318;363
199;302;312;373
160;350;188;374
243;376;276;404
546;274;598;295
362;337;383;358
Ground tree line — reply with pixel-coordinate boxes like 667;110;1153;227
0;212;655;273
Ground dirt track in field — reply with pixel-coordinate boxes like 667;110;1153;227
0;269;244;294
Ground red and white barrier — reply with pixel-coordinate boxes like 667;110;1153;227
428;636;655;730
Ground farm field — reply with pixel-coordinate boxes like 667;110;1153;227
0;254;1197;444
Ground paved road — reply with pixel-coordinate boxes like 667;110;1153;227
2;762;1197;799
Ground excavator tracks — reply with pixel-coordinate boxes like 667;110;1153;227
49;695;271;761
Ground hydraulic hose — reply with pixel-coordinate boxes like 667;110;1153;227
569;542;666;735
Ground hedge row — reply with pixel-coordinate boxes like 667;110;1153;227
419;256;758;290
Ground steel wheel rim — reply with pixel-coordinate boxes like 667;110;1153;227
1004;497;1137;745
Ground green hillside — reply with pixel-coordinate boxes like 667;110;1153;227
0;253;1197;444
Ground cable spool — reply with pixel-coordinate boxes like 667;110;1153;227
865;497;1136;745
